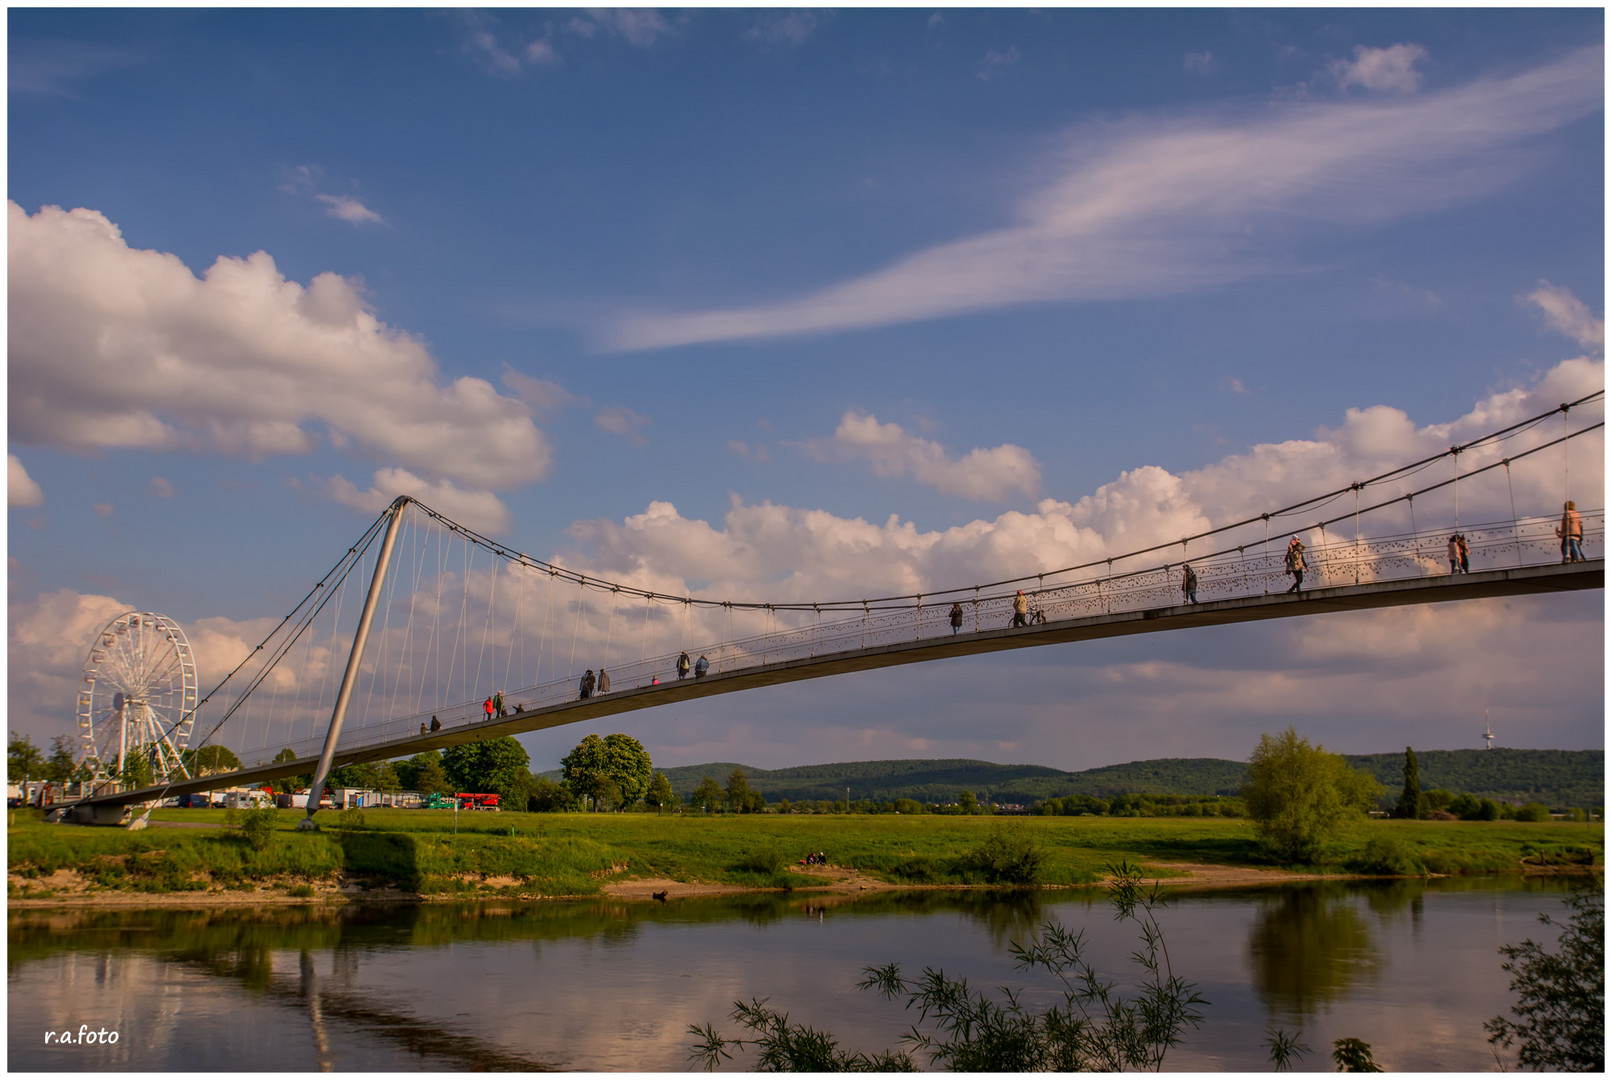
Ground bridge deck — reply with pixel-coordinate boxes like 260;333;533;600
57;559;1601;811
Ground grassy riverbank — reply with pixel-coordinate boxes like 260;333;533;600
8;808;1601;902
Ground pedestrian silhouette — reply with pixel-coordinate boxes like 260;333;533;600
1556;501;1585;562
1285;538;1307;593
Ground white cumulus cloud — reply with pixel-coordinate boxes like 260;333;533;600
323;468;512;535
1523;281;1603;351
8;202;552;496
9;455;44;507
800;411;1041;501
1329;43;1429;93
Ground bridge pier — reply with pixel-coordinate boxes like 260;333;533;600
58;802;133;826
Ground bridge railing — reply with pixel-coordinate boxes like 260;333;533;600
242;511;1599;767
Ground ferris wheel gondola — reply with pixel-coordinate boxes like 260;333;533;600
75;612;199;789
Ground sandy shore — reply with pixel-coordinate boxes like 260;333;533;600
8;858;1338;910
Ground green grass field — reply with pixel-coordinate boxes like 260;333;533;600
7;807;1602;900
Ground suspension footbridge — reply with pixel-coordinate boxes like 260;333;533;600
52;394;1604;825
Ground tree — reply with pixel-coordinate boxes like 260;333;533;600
527;776;577;812
271;747;309;793
43;736;82;784
442;736;531;804
1394;747;1423;820
726;769;754;813
691;775;724;813
185;744;242;776
9;731;44;787
1242;728;1383;864
560;733;652;811
1485;887;1604;1071
646;771;675;814
958;790;978;814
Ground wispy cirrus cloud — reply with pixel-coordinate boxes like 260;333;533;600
9;39;147;96
283;165;387;226
600;46;1602;352
314;194;385;226
799;411;1041;501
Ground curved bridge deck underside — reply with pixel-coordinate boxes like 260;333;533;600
63;559;1600;812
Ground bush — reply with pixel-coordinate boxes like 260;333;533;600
735;844;788;875
1486;886;1603;1071
1352;835;1424;876
239;808;277;852
952;822;1044;885
1513;803;1551;823
337;807;367;831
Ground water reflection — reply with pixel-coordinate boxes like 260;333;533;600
1247;884;1384;1021
8;879;1583;1072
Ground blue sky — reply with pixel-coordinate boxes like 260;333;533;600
7;8;1604;778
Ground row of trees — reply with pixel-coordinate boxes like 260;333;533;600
1394;747;1561;822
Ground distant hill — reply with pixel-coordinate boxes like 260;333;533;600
592;749;1602;810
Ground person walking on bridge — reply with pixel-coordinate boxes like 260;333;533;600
695;654;709;678
1556;501;1584;563
677;651;691;680
1011;590;1029;628
597;668;611;694
1447;534;1464;575
949;602;964;634
580;669;596;699
1181;564;1198;604
484;696;495;722
493;690;505;716
1284;538;1307;593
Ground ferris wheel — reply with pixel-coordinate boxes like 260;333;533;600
75;611;199;789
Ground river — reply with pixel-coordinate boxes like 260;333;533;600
7;877;1579;1071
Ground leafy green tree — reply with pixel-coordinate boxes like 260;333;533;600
957;790;978;814
1513;802;1551;822
1242;728;1383;864
1485;887;1603;1071
372;761;401;794
43;736;82;784
185;744;243;776
442;736;531;805
1394;747;1423;820
8;731;44;785
328;761;381;788
527;776;577;812
726;769;754;813
560;733;652;811
646;771;675;814
271;747;309;793
691;775;724;812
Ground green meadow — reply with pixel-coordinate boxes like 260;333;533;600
7;808;1601;900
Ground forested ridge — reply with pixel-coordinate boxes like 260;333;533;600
607;749;1603;809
